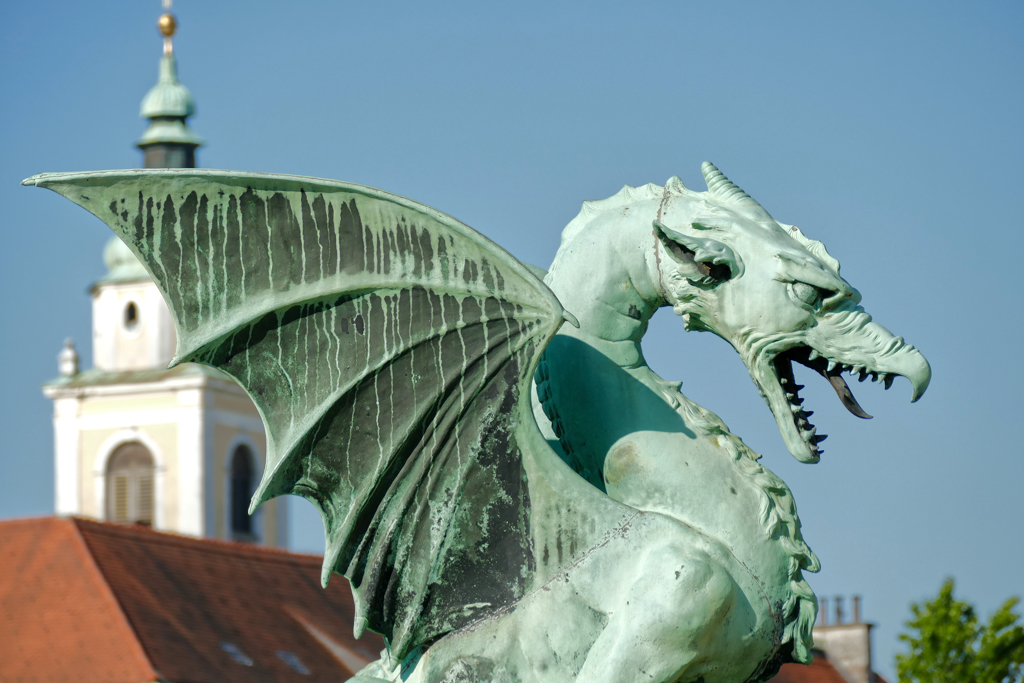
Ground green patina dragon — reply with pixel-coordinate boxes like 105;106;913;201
27;161;929;683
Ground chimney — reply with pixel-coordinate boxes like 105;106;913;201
812;595;876;683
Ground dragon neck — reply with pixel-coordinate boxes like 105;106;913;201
545;220;665;367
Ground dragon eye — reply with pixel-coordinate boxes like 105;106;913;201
791;282;822;307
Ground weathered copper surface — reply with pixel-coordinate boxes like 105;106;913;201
26;164;929;683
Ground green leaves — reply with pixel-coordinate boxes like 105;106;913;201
896;579;1024;683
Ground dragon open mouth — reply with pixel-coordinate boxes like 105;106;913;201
752;327;929;464
768;345;899;460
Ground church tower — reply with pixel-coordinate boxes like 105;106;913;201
43;5;286;547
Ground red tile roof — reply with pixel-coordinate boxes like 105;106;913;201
0;517;154;682
0;517;384;683
769;650;852;683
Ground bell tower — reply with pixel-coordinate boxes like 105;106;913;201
43;3;287;547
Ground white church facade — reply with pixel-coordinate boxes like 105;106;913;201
42;13;286;547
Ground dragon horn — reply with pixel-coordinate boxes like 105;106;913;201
701;161;759;206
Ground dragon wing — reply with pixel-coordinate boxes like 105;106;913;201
27;169;567;658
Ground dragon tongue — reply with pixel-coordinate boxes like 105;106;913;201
826;372;873;419
790;348;874;420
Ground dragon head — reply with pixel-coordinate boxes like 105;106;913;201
654;162;930;463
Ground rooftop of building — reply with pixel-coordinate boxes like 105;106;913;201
0;516;384;683
772;651;888;683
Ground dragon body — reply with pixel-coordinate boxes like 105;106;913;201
27;162;929;683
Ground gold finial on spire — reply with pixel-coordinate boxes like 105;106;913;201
158;0;177;56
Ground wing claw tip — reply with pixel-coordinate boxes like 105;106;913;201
352;617;367;640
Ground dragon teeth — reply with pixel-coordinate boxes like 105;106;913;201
801;426;817;441
808;350;820;361
827;359;837;372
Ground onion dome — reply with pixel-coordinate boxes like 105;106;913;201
99;236;150;284
139;55;196;121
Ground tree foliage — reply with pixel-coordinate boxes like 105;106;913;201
897;578;1024;683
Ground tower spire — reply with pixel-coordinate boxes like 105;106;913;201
137;0;202;168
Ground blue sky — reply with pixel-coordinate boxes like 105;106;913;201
2;1;1022;679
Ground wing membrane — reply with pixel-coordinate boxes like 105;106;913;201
28;169;564;657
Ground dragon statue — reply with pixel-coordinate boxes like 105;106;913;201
26;161;929;683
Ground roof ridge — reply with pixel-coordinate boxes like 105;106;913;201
69;516;325;564
64;517;158;679
0;514;81;526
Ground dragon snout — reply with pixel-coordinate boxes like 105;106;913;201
808;312;931;403
875;337;931;402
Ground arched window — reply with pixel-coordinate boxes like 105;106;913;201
230;445;255;539
106;442;154;525
124;301;139;330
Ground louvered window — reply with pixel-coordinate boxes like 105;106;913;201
106;443;155;525
231;445;255;540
